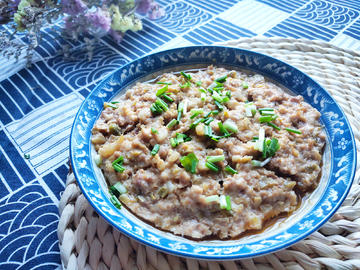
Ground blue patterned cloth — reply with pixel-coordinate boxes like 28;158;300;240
0;0;359;269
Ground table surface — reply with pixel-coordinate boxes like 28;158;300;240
1;0;360;269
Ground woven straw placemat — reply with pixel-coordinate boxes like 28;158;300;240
58;37;360;270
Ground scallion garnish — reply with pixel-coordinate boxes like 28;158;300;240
205;161;219;172
214;100;224;110
110;194;121;209
155;98;168;112
251;157;272;167
205;195;219;203
259;115;276;123
167;119;178;129
180;152;198;174
219;195;231;211
268;122;281;130
204;117;214;125
111;101;120;104
180;71;192;81
212;110;219;115
259;108;274;112
104;102;118;109
190;118;203;129
110;182;127;197
255;128;265;152
196;81;202;86
151;128;158;134
179;81;191;88
151;144;160;156
170;138;177;148
285;128;302;134
245;102;256;117
218;122;230;137
242;82;249;89
252;136;259;141
150;103;162;114
225;165;237;174
162;93;174;103
201;92;206;101
190;108;204;119
212;91;223;103
157;81;172;85
156;85;168;96
223;119;238;133
206;155;225;163
112;156;125;172
262;138;280;158
215;75;227;83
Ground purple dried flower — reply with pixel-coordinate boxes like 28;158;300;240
62;0;87;16
136;0;152;15
148;2;164;20
86;8;111;32
109;28;123;43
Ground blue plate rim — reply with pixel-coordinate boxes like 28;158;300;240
70;45;357;260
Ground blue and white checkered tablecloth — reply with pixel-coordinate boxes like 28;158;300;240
0;0;359;268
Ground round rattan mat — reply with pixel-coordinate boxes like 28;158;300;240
58;37;360;270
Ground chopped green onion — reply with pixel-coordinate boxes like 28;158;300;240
155;98;168;112
215;75;227;83
24;153;30;159
94;154;102;166
150;103;162;114
255;128;265;152
111;101;120;104
245;102;257;117
242;82;249;89
260;110;275;116
178;102;184;113
104;102;118;109
262;138;280;158
167;119;178;129
204;117;214;125
110;194;121;209
196;81;202;86
285;128;302;134
180;81;191;88
219;195;231;211
259;115;274;123
204;125;212;137
170;138;177;148
151;144;160;156
226;91;231;98
190;108;204;119
214;100;224;111
225;195;232;211
156;85;168;96
205;195;219;203
223;119;238;133
251;157;271;167
212;110;219;115
157;81;172;85
201;92;207;101
112;156;125;172
206;155;225;163
258;108;274;112
218;122;230;136
205;161;219;172
176;133;191;143
212;91;223;103
222;96;230;103
225;165;237;174
110;182;127;197
190;118;203;129
180;153;198;174
180;71;191;81
252;136;259;141
268;122;281;130
109;123;121;135
151;128;158;134
162;93;174;102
